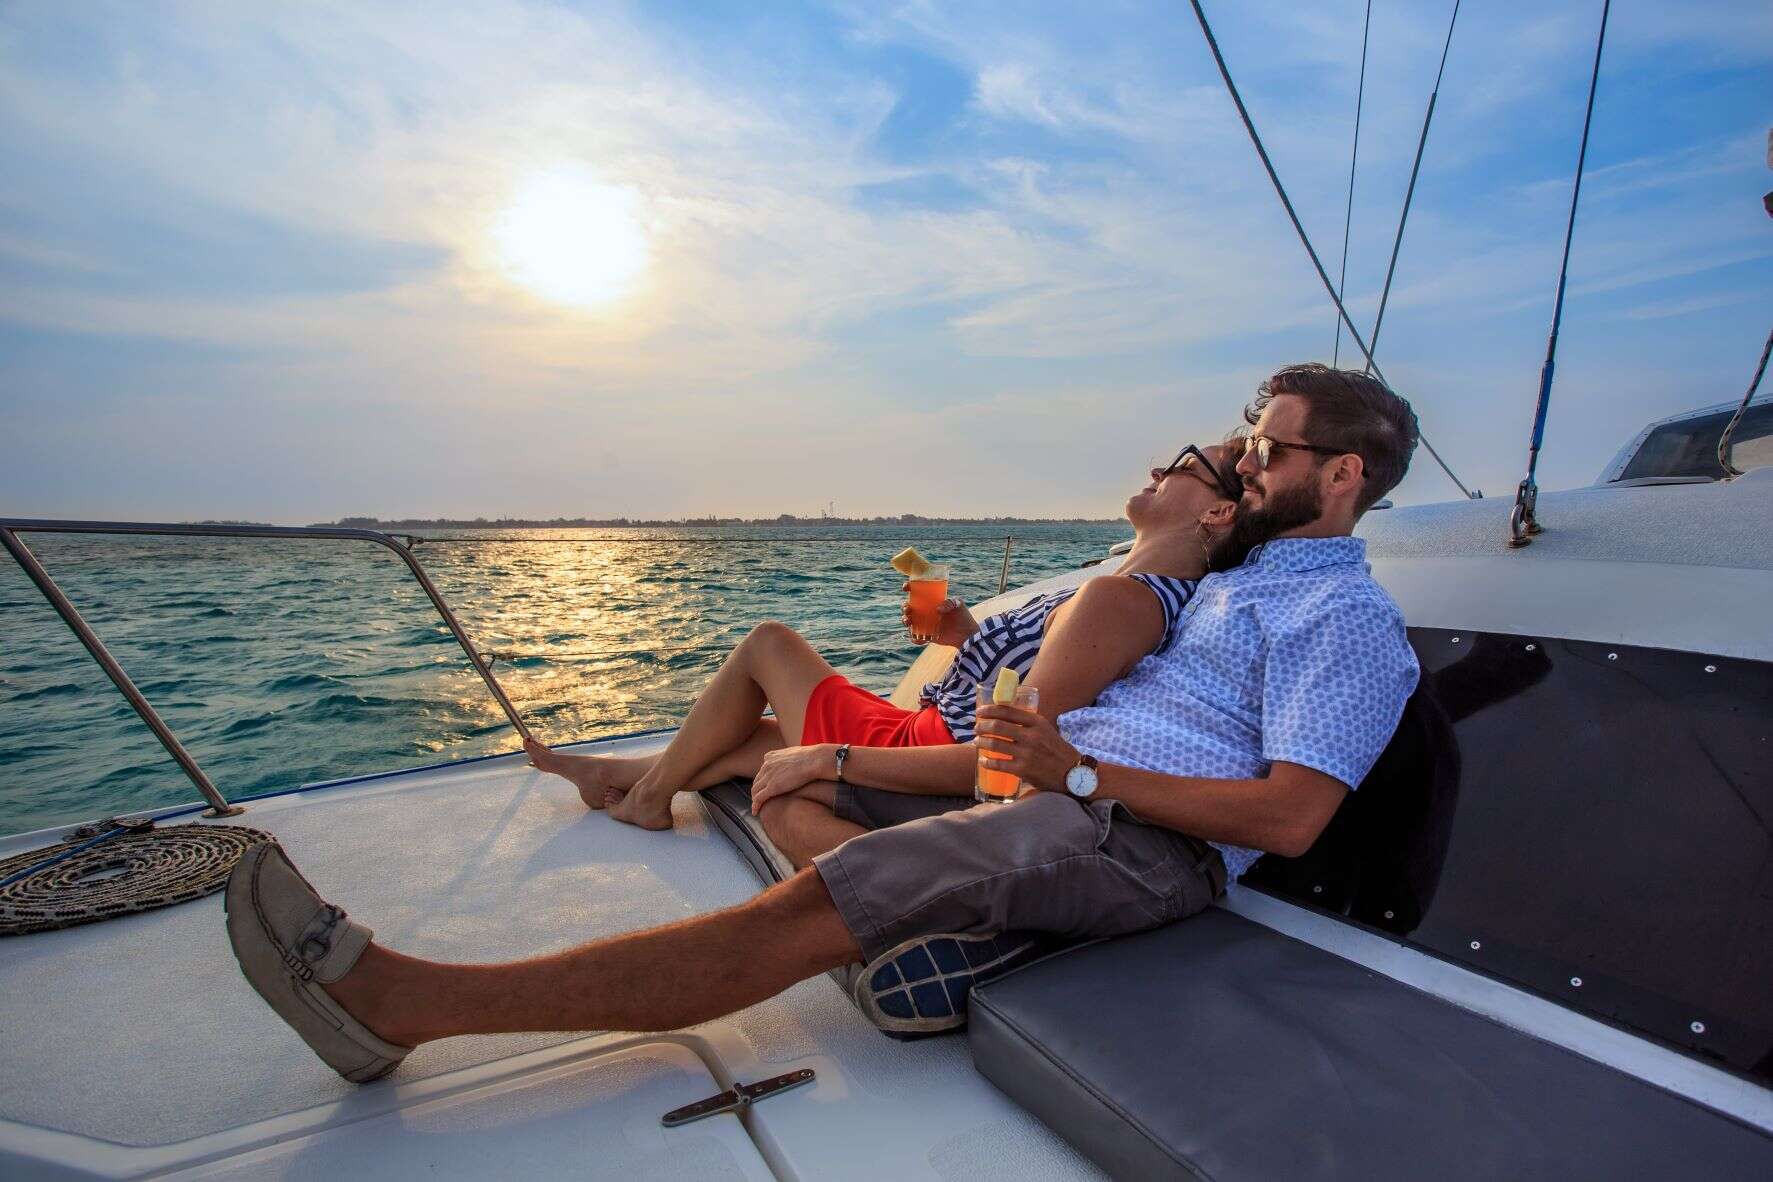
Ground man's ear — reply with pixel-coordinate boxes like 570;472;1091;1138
1325;453;1365;503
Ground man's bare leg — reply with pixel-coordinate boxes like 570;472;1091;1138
757;785;867;869
527;721;784;811
607;623;837;831
324;868;861;1046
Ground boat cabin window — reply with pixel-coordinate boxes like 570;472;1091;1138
1616;401;1772;480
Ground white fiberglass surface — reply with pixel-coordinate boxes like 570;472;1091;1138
0;738;1101;1180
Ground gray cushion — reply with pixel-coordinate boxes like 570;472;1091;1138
968;908;1773;1181
698;781;793;887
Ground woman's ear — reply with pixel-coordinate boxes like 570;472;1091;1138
1200;501;1236;534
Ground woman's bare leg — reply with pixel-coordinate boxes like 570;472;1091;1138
608;622;838;830
527;721;784;811
524;741;652;809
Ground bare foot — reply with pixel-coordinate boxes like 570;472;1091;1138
605;784;675;831
524;738;619;810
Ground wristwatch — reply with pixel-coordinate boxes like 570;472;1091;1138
1065;754;1099;799
833;743;851;784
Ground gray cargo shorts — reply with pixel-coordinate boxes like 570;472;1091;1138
813;785;1227;962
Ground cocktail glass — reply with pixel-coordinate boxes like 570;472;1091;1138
975;684;1039;803
906;564;950;643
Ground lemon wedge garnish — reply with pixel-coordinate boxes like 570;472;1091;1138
992;667;1021;705
890;546;932;578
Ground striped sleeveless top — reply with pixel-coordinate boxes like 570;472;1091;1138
921;573;1195;743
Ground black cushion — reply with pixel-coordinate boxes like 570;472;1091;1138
968;908;1773;1181
1241;677;1463;935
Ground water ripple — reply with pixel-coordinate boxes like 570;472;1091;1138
0;523;1124;831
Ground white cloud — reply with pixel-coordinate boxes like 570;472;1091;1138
1;0;1769;519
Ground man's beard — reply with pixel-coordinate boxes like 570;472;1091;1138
1207;481;1324;573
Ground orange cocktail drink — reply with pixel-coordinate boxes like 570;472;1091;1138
975;684;1038;803
906;564;949;642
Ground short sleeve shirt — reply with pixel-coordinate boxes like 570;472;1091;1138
1057;536;1419;881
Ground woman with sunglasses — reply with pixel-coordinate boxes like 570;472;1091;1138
524;435;1248;834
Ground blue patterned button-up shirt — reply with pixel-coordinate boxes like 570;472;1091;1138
1058;536;1419;882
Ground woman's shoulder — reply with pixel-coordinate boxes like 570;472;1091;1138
1066;573;1174;615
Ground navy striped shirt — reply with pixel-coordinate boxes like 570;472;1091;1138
921;573;1195;742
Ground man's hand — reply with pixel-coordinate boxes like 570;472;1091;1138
902;582;980;647
750;744;837;814
975;704;1081;794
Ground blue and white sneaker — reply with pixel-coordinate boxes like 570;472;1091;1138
849;930;1050;1038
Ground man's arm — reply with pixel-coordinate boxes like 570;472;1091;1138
973;703;1344;857
1084;759;1344;858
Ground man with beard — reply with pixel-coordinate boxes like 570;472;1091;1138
223;364;1423;1077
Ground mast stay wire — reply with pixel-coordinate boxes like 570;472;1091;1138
1332;0;1373;369
1716;325;1772;479
1366;0;1463;371
1509;0;1610;546
1185;0;1475;501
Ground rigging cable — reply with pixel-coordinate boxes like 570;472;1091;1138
1509;0;1610;546
1332;0;1373;368
1366;0;1462;370
1716;325;1772;478
1185;0;1475;500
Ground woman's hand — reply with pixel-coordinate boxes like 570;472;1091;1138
974;704;1082;794
902;583;980;647
750;744;837;814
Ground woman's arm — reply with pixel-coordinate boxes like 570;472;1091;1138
1024;576;1166;719
748;740;979;812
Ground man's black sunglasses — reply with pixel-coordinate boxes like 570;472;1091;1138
1160;444;1244;502
1247;433;1365;476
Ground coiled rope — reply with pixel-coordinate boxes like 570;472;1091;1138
0;823;270;935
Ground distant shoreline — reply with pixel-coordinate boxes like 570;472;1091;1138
311;515;1123;529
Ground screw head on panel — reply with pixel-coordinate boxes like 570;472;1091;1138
1691;1021;1707;1035
1469;940;1481;951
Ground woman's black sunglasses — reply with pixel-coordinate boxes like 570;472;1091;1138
1159;445;1244;502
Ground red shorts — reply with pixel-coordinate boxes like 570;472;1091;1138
800;675;956;748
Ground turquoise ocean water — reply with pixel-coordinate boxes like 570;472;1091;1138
0;524;1127;834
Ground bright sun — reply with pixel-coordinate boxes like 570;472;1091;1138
493;166;649;310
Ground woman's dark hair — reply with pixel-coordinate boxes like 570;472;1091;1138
1244;363;1419;514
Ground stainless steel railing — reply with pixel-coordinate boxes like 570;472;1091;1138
0;519;533;817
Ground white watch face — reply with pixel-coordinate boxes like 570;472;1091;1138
1065;763;1098;797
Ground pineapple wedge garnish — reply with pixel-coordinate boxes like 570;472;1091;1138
991;667;1021;705
890;546;932;578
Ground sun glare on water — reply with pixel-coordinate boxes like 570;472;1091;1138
493;166;649;310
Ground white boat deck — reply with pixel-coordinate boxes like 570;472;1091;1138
0;735;1103;1180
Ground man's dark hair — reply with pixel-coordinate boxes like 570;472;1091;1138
1243;363;1419;514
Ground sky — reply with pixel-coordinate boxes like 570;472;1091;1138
1;0;1769;522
